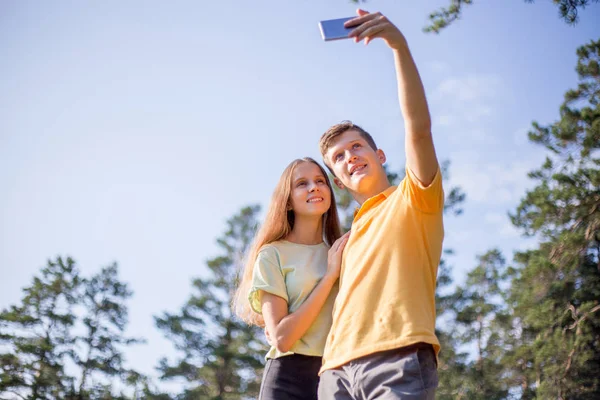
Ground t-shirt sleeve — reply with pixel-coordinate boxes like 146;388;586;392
399;166;444;214
248;246;288;314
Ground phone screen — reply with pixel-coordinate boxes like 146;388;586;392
318;17;356;41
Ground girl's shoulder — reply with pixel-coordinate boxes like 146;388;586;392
256;242;283;263
258;241;283;254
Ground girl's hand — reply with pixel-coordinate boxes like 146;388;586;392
326;231;351;280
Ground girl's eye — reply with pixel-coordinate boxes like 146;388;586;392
335;154;343;161
297;182;306;187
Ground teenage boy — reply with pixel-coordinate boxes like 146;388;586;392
318;9;444;400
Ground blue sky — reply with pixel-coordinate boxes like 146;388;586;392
1;0;599;390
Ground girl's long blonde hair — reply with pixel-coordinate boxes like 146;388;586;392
232;157;342;327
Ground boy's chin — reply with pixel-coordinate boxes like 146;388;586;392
349;174;372;189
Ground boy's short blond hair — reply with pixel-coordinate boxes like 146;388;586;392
319;121;378;169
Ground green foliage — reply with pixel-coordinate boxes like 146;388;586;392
436;37;599;400
506;38;600;399
72;264;145;399
0;257;79;399
424;0;599;33
153;206;268;399
448;250;510;399
0;257;142;400
4;36;599;398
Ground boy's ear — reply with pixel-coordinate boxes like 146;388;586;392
377;149;387;165
334;177;345;190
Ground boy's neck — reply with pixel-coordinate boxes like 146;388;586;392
352;179;392;205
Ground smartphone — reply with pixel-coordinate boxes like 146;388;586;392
318;17;357;41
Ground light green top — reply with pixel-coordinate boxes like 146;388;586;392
249;240;338;360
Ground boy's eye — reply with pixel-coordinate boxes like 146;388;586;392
335;153;343;162
353;143;361;149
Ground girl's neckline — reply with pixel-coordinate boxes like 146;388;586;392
280;240;326;248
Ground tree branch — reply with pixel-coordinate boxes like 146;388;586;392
563;303;600;375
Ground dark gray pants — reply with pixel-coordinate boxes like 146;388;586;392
318;344;438;400
259;354;322;400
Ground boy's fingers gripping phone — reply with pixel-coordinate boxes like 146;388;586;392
318;17;357;41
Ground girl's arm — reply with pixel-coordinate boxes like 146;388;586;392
261;232;349;353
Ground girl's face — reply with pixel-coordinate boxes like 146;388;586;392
288;162;331;218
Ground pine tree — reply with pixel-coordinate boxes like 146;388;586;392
423;0;599;33
434;250;470;400
507;38;600;399
0;257;145;400
0;257;80;400
154;206;268;400
70;264;143;399
449;250;510;399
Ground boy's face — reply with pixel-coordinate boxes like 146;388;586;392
324;130;386;194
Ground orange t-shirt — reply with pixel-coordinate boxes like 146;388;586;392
320;167;444;373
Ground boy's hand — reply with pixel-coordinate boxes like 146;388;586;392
345;9;407;49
